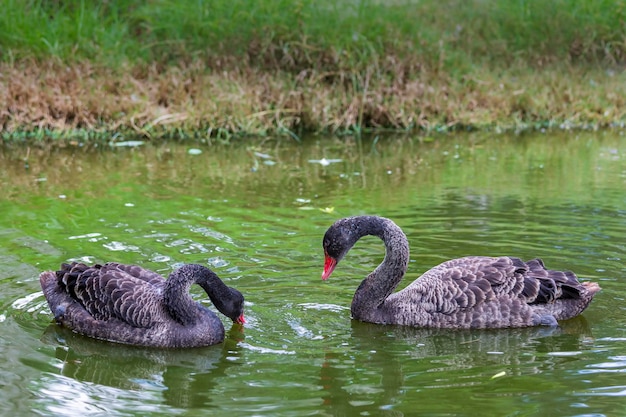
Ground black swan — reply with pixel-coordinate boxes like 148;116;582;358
40;262;245;348
321;216;601;329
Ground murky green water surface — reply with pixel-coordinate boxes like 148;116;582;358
0;132;624;416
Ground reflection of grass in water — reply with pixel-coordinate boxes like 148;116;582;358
0;132;622;206
0;132;622;295
2;1;626;138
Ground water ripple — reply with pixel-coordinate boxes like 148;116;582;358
239;343;296;355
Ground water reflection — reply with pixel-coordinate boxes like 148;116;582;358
319;318;595;415
38;324;245;411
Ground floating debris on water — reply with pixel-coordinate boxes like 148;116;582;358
308;158;342;166
110;140;145;147
254;151;272;159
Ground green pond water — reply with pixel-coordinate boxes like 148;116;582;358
0;132;624;416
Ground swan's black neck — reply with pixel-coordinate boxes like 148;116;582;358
351;217;409;317
164;264;233;325
325;216;409;320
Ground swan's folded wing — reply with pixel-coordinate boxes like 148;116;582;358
102;262;165;286
69;267;161;328
407;256;527;314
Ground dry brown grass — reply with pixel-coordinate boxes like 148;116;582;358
1;57;625;141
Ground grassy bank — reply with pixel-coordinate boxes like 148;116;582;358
1;0;626;142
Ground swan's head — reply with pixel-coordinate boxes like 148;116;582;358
321;218;357;280
227;288;246;324
214;287;246;325
191;265;246;325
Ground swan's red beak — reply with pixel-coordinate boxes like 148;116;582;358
235;314;246;324
322;254;337;280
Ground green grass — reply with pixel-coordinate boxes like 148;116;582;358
2;0;625;70
2;0;626;141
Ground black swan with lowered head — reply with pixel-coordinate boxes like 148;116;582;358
40;262;245;348
321;216;600;329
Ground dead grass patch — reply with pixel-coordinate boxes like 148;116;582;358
1;58;625;141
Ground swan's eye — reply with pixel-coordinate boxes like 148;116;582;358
325;240;343;258
323;228;346;259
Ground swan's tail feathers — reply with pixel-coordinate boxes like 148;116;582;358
581;281;602;297
39;271;59;310
524;257;598;301
522;258;601;320
543;279;601;321
39;270;56;290
39;270;73;322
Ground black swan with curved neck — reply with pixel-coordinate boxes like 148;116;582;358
321;216;600;329
40;262;245;348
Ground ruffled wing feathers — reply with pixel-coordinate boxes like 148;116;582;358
56;262;162;328
404;256;593;314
